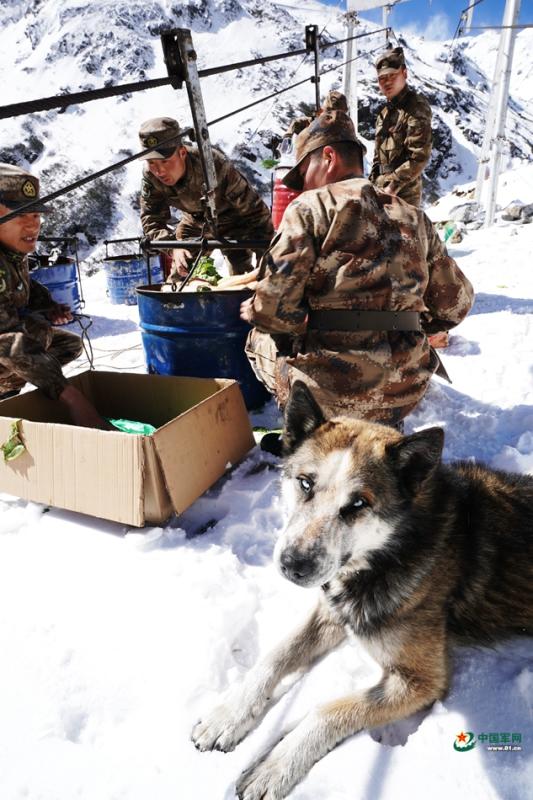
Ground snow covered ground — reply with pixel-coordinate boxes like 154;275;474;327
0;167;532;800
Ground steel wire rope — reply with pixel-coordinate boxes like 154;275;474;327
469;24;533;30
242;31;389;144
243;0;343;144
90;344;143;355
319;42;390;79
319;26;390;51
71;313;96;370
0;129;194;225
1;40;346;121
447;0;485;60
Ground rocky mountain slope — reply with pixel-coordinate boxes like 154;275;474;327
0;0;532;256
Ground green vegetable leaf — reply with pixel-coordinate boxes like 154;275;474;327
191;256;222;286
1;420;26;463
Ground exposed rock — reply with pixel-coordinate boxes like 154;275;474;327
501;202;525;221
448;202;480;223
520;203;533;221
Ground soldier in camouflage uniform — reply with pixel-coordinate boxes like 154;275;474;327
241;111;473;428
369;47;432;208
138;117;274;279
0;164;107;428
283;90;349;138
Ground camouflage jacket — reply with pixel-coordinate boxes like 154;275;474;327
369;86;432;207
246;178;474;420
140;146;274;243
0;244;67;398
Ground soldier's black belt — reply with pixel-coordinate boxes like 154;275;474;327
308;309;421;332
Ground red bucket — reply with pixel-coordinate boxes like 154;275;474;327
272;168;301;229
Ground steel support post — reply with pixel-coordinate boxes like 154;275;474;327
306;25;321;113
343;8;359;130
484;0;522;226
161;29;219;233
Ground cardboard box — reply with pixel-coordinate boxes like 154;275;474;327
0;371;255;527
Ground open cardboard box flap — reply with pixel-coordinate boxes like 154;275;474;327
152;380;255;516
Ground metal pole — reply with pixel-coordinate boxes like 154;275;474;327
306;25;320;113
484;0;522;226
343;7;359;131
143;238;271;251
474;42;502;205
343;12;354;107
161;29;219;233
383;5;391;42
464;0;476;32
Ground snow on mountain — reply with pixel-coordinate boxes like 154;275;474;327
0;0;532;257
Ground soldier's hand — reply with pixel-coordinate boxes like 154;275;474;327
47;303;73;325
240;297;255;323
167;248;192;281
382;181;398;196
59;385;113;430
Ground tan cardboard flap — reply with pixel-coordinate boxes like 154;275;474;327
83;371;229;429
152;382;254;516
0;417;145;526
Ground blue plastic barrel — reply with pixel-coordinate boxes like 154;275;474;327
30;257;82;312
104;254;163;306
136;286;270;410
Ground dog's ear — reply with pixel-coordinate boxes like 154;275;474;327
283;380;326;454
386;427;444;495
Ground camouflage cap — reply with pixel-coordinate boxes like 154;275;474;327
284;116;312;137
138;117;182;160
282;110;367;191
375;47;405;77
322;90;348;112
0;163;49;213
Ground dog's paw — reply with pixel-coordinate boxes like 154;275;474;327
236;713;327;799
235;733;309;800
191;703;255;753
236;755;291;800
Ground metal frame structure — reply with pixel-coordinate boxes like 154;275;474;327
474;0;522;226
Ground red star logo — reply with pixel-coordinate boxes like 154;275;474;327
456;732;468;742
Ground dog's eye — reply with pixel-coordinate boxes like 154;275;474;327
351;497;367;510
339;496;368;519
297;476;314;494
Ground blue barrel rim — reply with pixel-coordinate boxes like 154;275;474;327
104;253;146;263
136;285;253;298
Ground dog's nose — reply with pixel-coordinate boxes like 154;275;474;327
279;550;315;581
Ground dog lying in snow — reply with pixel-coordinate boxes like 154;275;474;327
192;380;533;799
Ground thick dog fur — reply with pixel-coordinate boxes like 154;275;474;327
192;381;533;800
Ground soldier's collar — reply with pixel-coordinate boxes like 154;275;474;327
0;242;26;267
336;173;365;183
388;85;411;108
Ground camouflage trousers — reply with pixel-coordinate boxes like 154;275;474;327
245;328;433;425
0;326;83;400
398;181;423;208
372;174;423;208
